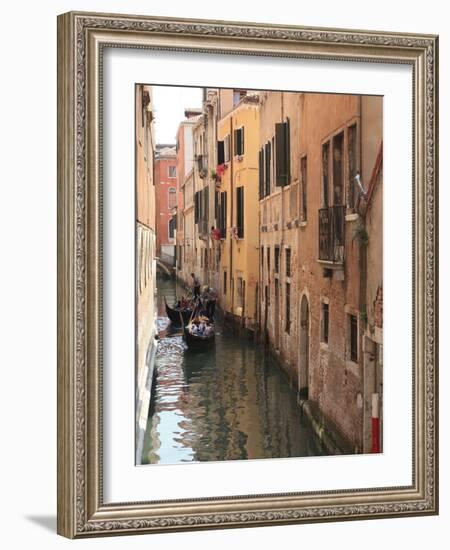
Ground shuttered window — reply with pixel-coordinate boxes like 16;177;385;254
259;148;264;200
224;135;231;162
236;186;244;238
301;155;307;221
285;283;291;334
234;127;245;156
217;140;225;165
215;190;219;223
194;191;200;223
275;118;290;186
322;142;330;207
265;141;271;196
219;191;227;238
285;248;291;277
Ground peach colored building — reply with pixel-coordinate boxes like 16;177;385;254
135;84;157;463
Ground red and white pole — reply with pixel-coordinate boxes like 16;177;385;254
371;393;380;453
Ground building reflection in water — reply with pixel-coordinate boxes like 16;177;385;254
141;277;329;465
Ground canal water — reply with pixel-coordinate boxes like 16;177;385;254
141;276;330;465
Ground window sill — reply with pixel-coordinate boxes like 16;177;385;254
317;259;344;269
299;220;307;228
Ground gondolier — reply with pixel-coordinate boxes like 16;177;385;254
202;286;217;320
191;273;201;299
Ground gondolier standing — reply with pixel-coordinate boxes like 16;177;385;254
191;273;201;299
203;286;217;320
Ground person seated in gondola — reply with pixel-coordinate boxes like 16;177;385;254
203;323;213;337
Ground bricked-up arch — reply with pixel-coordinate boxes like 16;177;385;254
298;294;310;400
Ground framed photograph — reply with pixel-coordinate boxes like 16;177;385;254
57;11;438;538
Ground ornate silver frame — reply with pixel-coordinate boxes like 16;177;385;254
57;11;439;538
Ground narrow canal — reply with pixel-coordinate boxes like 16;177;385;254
141;276;330;465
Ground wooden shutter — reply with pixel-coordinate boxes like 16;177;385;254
194;191;199;223
259;148;264;200
286;118;291;185
237;187;244;238
265;141;271;196
224;192;227;237
224;135;230;162
275;122;287;186
217;140;225;164
240;127;245;155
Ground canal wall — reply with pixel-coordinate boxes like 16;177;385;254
266;344;355;455
135;336;158;465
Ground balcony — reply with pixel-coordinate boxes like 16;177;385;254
318;205;345;264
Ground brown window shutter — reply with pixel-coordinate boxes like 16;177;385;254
275;122;287;186
265;141;271;196
285;118;291;185
259;148;264;200
217;140;225;164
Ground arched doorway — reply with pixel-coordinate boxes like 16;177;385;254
298;295;310;399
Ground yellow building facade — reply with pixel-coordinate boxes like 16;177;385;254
217;96;260;329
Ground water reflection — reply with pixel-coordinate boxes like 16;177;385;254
141;276;329;465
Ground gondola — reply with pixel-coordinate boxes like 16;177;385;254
183;316;215;348
164;296;193;326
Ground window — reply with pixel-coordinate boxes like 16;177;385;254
261;246;264;268
194;191;200;223
223;270;227;294
321;302;329;343
333;132;344;205
285;283;291;333
300;155;307;221
258;148;264;200
237;276;244;308
322;142;330;207
214;190;219;223
236;186;244;238
234;127;245;156
274;246;280;274
349;314;358;362
348;124;358;209
285;248;291;277
168;187;177;209
267;247;271;273
168;165;176;178
275;118;290;186
224;135;231;162
217;140;225;165
219;191;227;238
168;217;176;239
265;141;271;196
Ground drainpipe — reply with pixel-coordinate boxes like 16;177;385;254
280;94;285;351
358;95;367;453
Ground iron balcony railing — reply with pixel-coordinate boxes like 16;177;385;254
318;205;345;263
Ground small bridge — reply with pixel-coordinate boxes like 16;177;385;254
156;260;173;278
